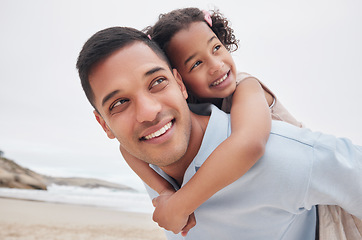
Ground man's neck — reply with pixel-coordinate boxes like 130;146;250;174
160;112;209;186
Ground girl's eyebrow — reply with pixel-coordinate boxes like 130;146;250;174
207;36;217;44
184;36;217;66
184;54;197;66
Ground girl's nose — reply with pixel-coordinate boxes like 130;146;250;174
208;57;224;75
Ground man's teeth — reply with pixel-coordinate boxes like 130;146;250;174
144;122;172;140
212;74;228;86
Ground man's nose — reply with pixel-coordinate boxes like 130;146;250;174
135;93;162;123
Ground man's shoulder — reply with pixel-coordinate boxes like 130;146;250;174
188;103;217;116
270;121;318;148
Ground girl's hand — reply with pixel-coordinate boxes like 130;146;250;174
152;192;196;235
181;213;196;236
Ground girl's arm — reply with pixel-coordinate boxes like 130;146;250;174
120;145;197;235
120;146;175;195
152;77;272;234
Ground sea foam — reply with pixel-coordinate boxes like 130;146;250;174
0;184;154;213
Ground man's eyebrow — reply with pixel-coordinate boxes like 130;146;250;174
101;67;166;107
102;90;120;107
184;36;217;66
145;66;167;76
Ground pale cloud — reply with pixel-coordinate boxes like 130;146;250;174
1;0;361;189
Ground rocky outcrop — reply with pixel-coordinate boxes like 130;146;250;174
43;176;134;191
0;157;47;190
0;157;134;191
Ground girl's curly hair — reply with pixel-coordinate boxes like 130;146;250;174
144;7;239;55
144;7;239;104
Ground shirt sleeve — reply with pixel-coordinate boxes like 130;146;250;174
305;132;362;219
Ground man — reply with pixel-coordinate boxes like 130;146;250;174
76;27;362;239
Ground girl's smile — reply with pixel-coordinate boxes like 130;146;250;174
210;70;232;90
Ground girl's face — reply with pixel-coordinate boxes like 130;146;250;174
167;21;237;100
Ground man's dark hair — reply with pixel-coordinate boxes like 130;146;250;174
76;27;171;109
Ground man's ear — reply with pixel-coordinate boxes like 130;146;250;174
172;68;188;100
93;110;115;139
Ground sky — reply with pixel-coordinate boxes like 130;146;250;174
0;0;361;191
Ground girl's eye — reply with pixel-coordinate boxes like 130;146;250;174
110;99;129;110
190;60;202;71
213;45;221;53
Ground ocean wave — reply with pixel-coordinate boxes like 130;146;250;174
0;184;154;213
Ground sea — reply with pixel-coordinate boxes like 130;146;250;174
0;150;156;214
0;184;154;214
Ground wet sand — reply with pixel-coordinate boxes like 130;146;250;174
0;197;166;240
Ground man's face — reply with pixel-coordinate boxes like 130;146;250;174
90;42;191;167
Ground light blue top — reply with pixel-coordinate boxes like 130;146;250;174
146;104;362;240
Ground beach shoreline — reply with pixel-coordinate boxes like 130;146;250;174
0;197;166;240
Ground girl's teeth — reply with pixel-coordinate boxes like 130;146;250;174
212;74;227;86
144;122;172;140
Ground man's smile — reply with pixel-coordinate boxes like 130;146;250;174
141;120;174;140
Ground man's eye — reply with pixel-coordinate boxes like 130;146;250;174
151;78;165;87
110;99;128;110
150;77;168;92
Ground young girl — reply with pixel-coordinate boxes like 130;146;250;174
122;7;360;238
119;7;301;235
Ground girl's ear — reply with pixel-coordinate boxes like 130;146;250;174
93;110;115;139
172;68;188;100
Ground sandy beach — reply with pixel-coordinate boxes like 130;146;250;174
0;197;166;240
